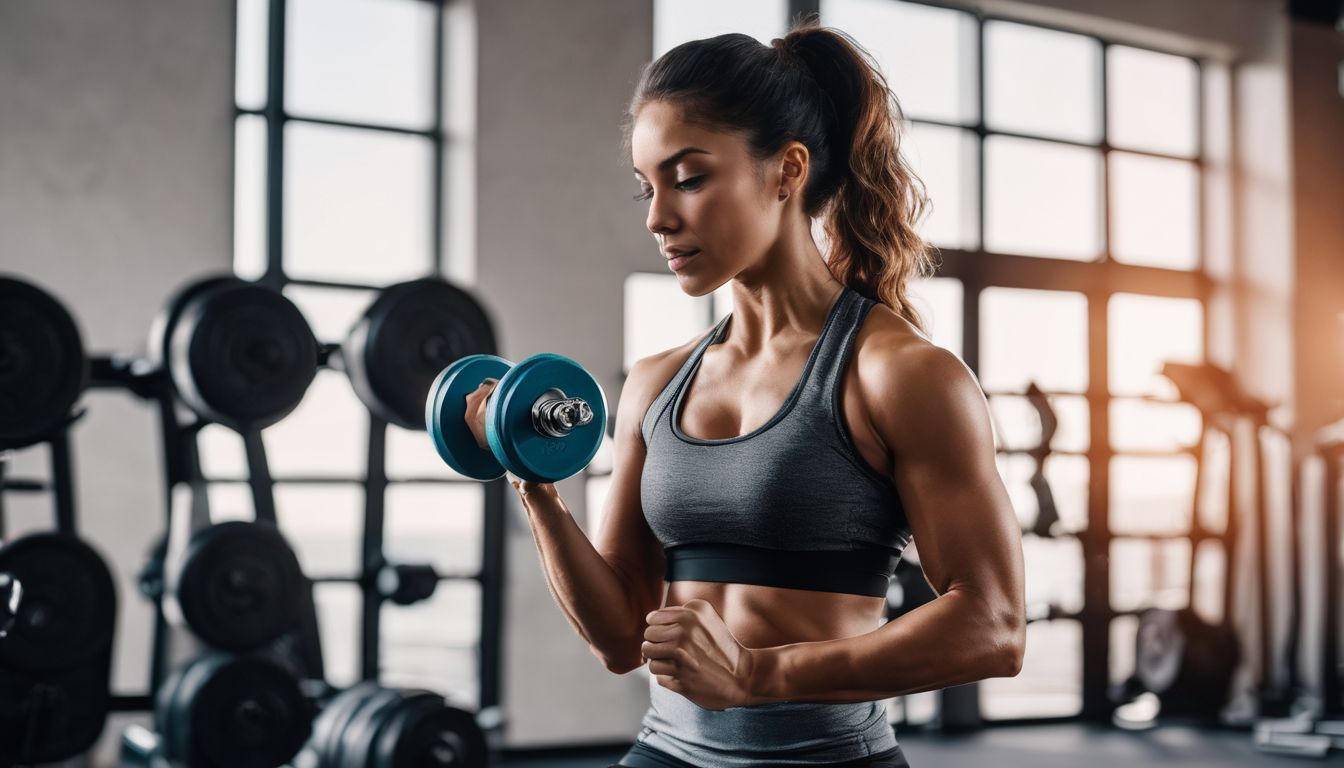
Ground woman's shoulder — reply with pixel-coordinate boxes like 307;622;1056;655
622;326;718;412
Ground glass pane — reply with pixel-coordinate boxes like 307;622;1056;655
823;0;979;124
381;581;481;706
275;482;363;575
1110;614;1140;685
1023;536;1083;614
236;0;269;110
1196;429;1230;534
234;115;267;280
384;483;483;576
985;136;1102;259
1109;153;1199;269
264;370;367;477
199;423;248;479
287;0;436;128
1110;538;1191;612
996;454;1089;535
284;122;433;284
653;0;787;58
386;423;469;481
313;582;361;687
907;276;963;357
624;272;710;371
1108;294;1203;398
1192;540;1225;624
283;285;376;345
979;287;1089;394
981;620;1081;719
1110;455;1197;535
207;483;255;523
988;394;1088;453
985;21;1102;143
1107;46;1199;157
903;123;979;250
1109;398;1202;453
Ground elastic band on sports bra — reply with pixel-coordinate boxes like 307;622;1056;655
663;543;899;598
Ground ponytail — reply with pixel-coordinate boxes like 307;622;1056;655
626;15;936;334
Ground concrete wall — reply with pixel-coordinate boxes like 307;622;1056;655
0;0;236;762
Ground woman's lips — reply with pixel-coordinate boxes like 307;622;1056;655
667;250;699;271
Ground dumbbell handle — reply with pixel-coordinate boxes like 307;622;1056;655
531;388;594;438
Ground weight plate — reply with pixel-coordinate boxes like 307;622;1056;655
0;276;86;451
147;274;246;369
0;533;116;672
425;355;513;480
375;692;488;768
175;521;304;652
166;654;312;768
337;686;404;768
486;353;607;483
169;281;318;430
0;654;113;765
345;278;496;431
305;681;384;768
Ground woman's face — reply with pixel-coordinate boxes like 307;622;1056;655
630;101;783;296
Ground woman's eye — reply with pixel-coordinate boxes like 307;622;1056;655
631;176;704;202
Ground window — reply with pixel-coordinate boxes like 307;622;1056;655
231;0;493;712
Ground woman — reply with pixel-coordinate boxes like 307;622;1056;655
469;18;1025;768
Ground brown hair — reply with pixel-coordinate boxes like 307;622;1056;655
624;15;936;333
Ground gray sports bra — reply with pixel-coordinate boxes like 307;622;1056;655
639;286;911;598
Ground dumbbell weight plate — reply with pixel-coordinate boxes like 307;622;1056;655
174;521;304;652
425;355;514;480
0;654;114;765
486;353;607;483
344;278;496;431
302;681;385;768
0;533;116;672
374;692;489;768
0;276;86;451
168;280;318;430
337;686;406;768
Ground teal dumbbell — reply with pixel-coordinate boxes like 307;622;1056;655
425;353;607;483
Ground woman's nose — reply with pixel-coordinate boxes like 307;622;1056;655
645;192;679;236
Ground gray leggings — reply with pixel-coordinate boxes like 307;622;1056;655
613;742;910;768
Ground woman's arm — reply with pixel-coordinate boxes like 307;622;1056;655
746;341;1026;703
490;355;669;674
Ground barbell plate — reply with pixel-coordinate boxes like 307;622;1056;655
0;533;116;672
375;692;489;768
169;281;318;430
345;278;496;431
485;353;607;483
0;655;113;765
175;521;304;652
0;276;86;451
425;355;513;480
167;654;312;768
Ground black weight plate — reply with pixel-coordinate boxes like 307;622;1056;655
306;681;384;767
344;278;495;431
147;274;246;369
0;533;116;672
169;281;317;430
0;653;113;765
375;691;488;768
0;276;86;451
337;686;404;768
174;654;312;768
175;521;304;652
154;653;206;761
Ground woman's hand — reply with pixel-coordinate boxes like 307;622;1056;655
642;598;761;710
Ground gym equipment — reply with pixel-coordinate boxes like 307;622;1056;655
1133;607;1239;719
0;533;116;672
149;274;318;431
154;653;312;768
165;520;305;653
296;681;489;768
341;278;496;431
0;654;114;765
0;573;18;638
377;562;441;606
0;275;86;452
426;353;607;483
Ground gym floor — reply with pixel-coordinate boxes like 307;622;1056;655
499;724;1308;767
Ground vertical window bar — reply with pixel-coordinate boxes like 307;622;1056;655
361;414;390;681
432;0;446;274
263;0;287;289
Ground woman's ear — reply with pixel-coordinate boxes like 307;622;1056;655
777;141;809;201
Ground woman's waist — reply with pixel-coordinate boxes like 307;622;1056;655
663;580;884;649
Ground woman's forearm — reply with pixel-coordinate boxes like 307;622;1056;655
516;484;646;671
747;587;1025;704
